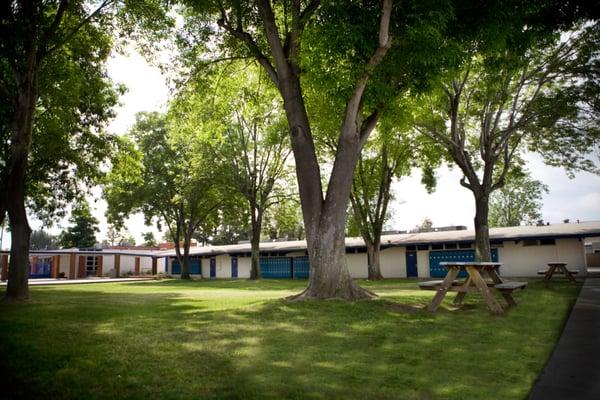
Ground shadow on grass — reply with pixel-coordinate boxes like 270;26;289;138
0;279;581;400
121;278;311;292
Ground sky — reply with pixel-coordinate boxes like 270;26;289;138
2;48;599;249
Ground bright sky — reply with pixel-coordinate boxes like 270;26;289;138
2;48;598;249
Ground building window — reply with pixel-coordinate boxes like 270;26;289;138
406;245;416;251
417;244;429;251
85;256;99;276
444;243;457;249
431;244;443;250
458;242;471;249
539;238;556;246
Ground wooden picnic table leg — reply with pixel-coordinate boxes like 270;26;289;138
487;268;518;308
453;277;471;305
467;267;504;315
428;267;460;312
544;264;557;281
559;264;577;283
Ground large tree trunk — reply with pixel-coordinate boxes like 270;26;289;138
248;206;262;280
250;228;261;280
366;237;384;281
291;122;375;300
180;232;192;280
5;68;37;301
474;193;492;262
252;0;391;300
300;206;374;300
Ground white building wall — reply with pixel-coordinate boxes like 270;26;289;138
103;255;115;274
380;247;406;278
215;255;231;278
417;251;430;278
201;258;210;277
497;238;585;277
237;257;251;278
347;253;368;278
58;255;71;276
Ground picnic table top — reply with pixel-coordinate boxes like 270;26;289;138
439;261;502;267
547;261;568;266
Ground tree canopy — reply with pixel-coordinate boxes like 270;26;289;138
58;200;99;249
105;111;221;279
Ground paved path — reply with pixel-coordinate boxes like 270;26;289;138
529;278;600;399
0;277;156;286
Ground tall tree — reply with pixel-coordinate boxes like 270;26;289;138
142;232;157;247
0;0;126;299
201;63;291;279
412;23;600;260
29;230;58;250
412;217;434;233
180;0;424;299
489;167;548;227
105;112;221;279
348;134;408;280
58;200;99;249
263;198;304;241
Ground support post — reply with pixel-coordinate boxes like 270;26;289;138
78;256;86;278
96;255;103;277
134;257;140;275
114;254;120;277
151;257;157;275
69;253;76;279
1;254;8;281
51;255;60;279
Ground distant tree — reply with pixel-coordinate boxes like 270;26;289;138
412;218;434;233
0;0;122;300
105;112;221;279
177;62;292;279
206;205;251;245
59;200;99;249
142;232;157;247
106;225;120;247
412;23;600;261
263;198;305;241
29;230;58;250
347;125;439;280
119;234;136;247
489;168;549;227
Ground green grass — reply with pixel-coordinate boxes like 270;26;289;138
0;279;580;400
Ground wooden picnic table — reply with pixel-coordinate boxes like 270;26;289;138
420;262;527;315
539;262;578;283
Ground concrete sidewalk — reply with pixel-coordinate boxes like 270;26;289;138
529;278;600;399
0;277;156;286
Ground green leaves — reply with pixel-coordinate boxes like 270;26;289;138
489;167;549;227
59;199;100;249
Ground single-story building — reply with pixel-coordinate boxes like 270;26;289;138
1;221;599;281
159;221;600;279
0;249;167;281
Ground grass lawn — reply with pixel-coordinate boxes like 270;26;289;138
0;279;580;400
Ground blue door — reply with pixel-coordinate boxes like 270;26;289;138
231;256;238;278
172;259;180;274
260;257;292;278
406;251;418;277
429;249;499;278
171;259;201;275
210;258;216;278
292;256;310;279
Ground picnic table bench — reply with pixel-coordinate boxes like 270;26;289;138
419;262;527;314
